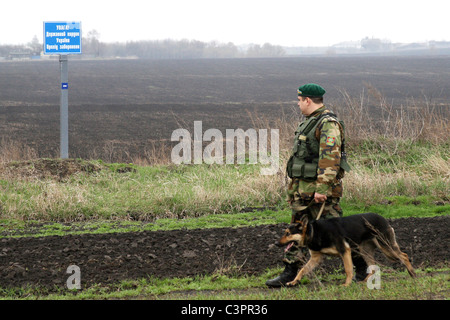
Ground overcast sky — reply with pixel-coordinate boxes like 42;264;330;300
1;0;449;47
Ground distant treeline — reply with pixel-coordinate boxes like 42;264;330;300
0;37;286;60
84;38;286;59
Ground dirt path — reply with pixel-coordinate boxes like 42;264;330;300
0;216;448;290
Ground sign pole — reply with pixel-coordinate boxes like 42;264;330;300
44;21;81;159
59;54;69;159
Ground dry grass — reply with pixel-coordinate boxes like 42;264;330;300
0;89;448;221
337;84;449;146
0;137;38;163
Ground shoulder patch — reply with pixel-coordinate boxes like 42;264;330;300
326;136;336;146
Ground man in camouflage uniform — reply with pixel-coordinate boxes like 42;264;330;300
266;83;365;287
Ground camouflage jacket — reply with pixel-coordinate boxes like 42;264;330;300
287;106;347;200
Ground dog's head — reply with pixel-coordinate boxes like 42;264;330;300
277;222;308;249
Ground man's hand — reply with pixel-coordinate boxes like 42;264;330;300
314;192;327;203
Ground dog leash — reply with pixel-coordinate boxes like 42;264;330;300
315;201;326;220
294;199;326;221
306;199;326;220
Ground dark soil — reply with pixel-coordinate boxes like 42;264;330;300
1;57;449;162
0;216;448;290
0;158;104;181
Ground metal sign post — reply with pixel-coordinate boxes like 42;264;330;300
43;21;81;159
59;55;69;159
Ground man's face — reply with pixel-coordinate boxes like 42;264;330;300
297;96;311;115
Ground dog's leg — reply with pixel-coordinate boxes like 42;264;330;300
389;228;416;278
341;247;353;286
359;240;377;282
378;227;417;278
397;251;417;278
379;246;416;278
287;250;322;286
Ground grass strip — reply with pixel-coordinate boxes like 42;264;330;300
1;197;448;239
1;267;447;300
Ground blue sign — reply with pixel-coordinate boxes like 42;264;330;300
43;21;82;55
61;83;69;89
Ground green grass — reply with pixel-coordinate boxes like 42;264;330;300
349;138;446;171
0;161;283;222
1;196;449;238
0;138;448;237
1;267;447;300
0;208;291;238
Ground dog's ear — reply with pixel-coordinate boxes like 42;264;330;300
295;222;304;232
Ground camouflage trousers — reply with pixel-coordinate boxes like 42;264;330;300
283;197;343;265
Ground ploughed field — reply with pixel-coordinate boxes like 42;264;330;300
1;56;449;161
1;216;448;289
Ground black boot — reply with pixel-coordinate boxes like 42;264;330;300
265;262;299;287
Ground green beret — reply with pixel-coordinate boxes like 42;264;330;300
297;83;326;97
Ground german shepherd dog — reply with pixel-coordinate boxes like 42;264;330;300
278;213;416;286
